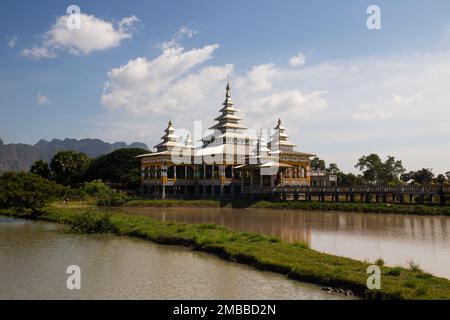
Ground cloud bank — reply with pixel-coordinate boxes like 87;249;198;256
23;14;139;59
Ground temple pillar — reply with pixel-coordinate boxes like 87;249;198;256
219;165;225;198
259;169;263;192
161;165;167;200
250;170;254;200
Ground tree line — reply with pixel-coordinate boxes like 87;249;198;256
1;148;147;214
2;150;449;215
310;153;449;186
29;148;147;190
26;150;450;187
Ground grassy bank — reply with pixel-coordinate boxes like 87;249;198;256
124;199;450;216
3;203;450;300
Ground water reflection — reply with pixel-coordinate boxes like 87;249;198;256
0;217;352;300
117;207;450;278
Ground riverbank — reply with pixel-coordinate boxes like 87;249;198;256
3;202;450;300
124;199;450;216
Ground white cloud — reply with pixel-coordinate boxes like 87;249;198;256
289;52;306;67
101;44;228;113
178;26;197;38
95;42;450;174
352;108;392;121
22;13;139;59
392;91;424;105
7;36;18;48
236;64;279;93
352;91;424;121
37;93;50;105
160;26;198;50
247;90;327;128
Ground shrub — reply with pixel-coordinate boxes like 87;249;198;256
70;209;116;234
0;172;66;214
83;180;129;209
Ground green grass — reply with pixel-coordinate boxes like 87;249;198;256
123;199;450;216
3;203;450;300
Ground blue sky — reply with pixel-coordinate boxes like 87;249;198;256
1;0;450;173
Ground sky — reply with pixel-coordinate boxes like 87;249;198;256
1;0;450;174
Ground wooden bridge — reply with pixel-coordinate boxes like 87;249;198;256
272;185;450;205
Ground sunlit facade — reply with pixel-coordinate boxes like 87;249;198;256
137;82;316;199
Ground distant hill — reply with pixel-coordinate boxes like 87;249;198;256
0;138;149;173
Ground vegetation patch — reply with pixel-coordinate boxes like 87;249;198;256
122;199;450;216
70;209;116;234
4;202;450;300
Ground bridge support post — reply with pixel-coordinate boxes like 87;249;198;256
294;189;299;201
419;194;424;204
440;186;446;206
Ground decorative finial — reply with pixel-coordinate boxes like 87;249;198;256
278;118;282;126
226;76;230;91
168;120;172;126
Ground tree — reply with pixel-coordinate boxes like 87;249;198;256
412;168;434;185
446;171;450;180
355;154;405;185
326;163;341;174
355;154;384;184
380;156;405;185
50;151;90;186
0;172;66;214
401;168;434;185
30;160;51;179
400;171;414;184
310;157;326;171
83;148;147;191
435;174;447;184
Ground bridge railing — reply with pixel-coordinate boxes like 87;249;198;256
274;185;449;194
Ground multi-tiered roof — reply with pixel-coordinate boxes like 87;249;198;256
268;119;296;152
154;120;184;152
209;82;247;133
202;81;254;148
141;81;314;161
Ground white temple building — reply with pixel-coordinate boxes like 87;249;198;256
137;81;316;199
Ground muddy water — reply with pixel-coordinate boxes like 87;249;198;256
117;206;450;279
0;217;352;300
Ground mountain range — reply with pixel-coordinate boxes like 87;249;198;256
0;138;149;173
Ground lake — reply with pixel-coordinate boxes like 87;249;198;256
0;216;352;300
117;206;450;279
